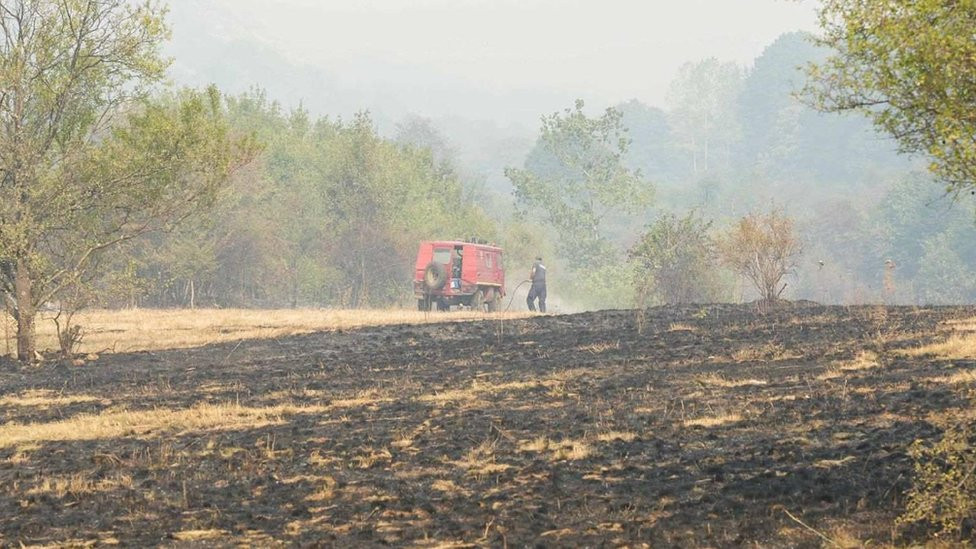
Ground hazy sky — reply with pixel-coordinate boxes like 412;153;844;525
172;0;819;126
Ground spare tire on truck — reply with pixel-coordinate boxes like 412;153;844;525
423;262;447;290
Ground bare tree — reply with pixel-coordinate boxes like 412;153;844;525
719;209;800;304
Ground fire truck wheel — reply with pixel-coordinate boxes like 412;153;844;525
423;262;447;290
487;290;501;312
471;289;484;311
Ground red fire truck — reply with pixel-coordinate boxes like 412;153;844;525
414;240;505;311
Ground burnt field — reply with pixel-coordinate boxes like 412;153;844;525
1;304;975;547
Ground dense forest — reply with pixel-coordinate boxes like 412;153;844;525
82;31;974;311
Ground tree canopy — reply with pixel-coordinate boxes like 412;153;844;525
0;0;250;360
506;99;652;267
805;0;976;194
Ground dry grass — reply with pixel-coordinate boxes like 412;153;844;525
0;403;327;448
839;350;880;371
898;317;976;360
730;343;800;363
1;308;532;356
418;378;558;404
517;436;593;461
816;352;883;382
900;333;976;360
431;479;470;496
577;341;620;353
944;317;976;332
170;530;229;541
668;323;698;332
330;390;394;409
28;472;134;497
0;389;105;408
596;431;637;443
551;439;592;461
928;369;976;386
455;441;511;475
696;374;768;388
682;413;742;428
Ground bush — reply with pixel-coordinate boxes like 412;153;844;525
719;208;800;303
629;211;722;305
899;412;976;539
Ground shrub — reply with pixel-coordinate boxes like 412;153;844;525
719;208;800;303
899;414;976;539
629;211;722;305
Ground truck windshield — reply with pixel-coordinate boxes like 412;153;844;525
433;248;451;264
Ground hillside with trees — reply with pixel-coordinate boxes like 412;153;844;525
5;3;975;332
71;28;976;312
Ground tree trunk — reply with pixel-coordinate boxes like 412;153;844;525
15;258;35;362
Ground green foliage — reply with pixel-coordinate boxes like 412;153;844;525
0;1;252;360
806;0;976;193
104;91;496;309
505;99;652;308
564;262;635;311
629;211;722;305
899;416;976;539
506;99;652;268
666;58;744;176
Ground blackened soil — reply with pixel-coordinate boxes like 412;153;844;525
1;304;974;547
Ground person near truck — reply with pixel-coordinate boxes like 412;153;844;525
526;257;547;313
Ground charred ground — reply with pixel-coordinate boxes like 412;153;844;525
1;304;974;547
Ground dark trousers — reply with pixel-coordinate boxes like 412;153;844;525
527;283;547;313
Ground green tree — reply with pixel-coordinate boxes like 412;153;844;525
505;99;652;268
805;0;976;193
666;58;744;176
0;1;247;361
615;99;683;184
629;211;721;304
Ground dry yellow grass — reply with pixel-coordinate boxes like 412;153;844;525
730;343;800;363
898;316;976;360
455;440;511;475
839;350;880;371
0;403;328;448
551;439;592;461
901;333;976;360
0;308;532;356
682;413;742;428
596;431;637;443
431;479;470;496
517;436;592;461
928;369;976;385
696;374;768;388
816;352;882;382
518;436;552;453
945;317;976;332
418;378;558;404
170;530;229;541
577;341;620;353
28;472;134;497
0;389;105;408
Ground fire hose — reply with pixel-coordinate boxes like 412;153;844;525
504;280;533;312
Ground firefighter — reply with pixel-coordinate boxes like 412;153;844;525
526;256;547;313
